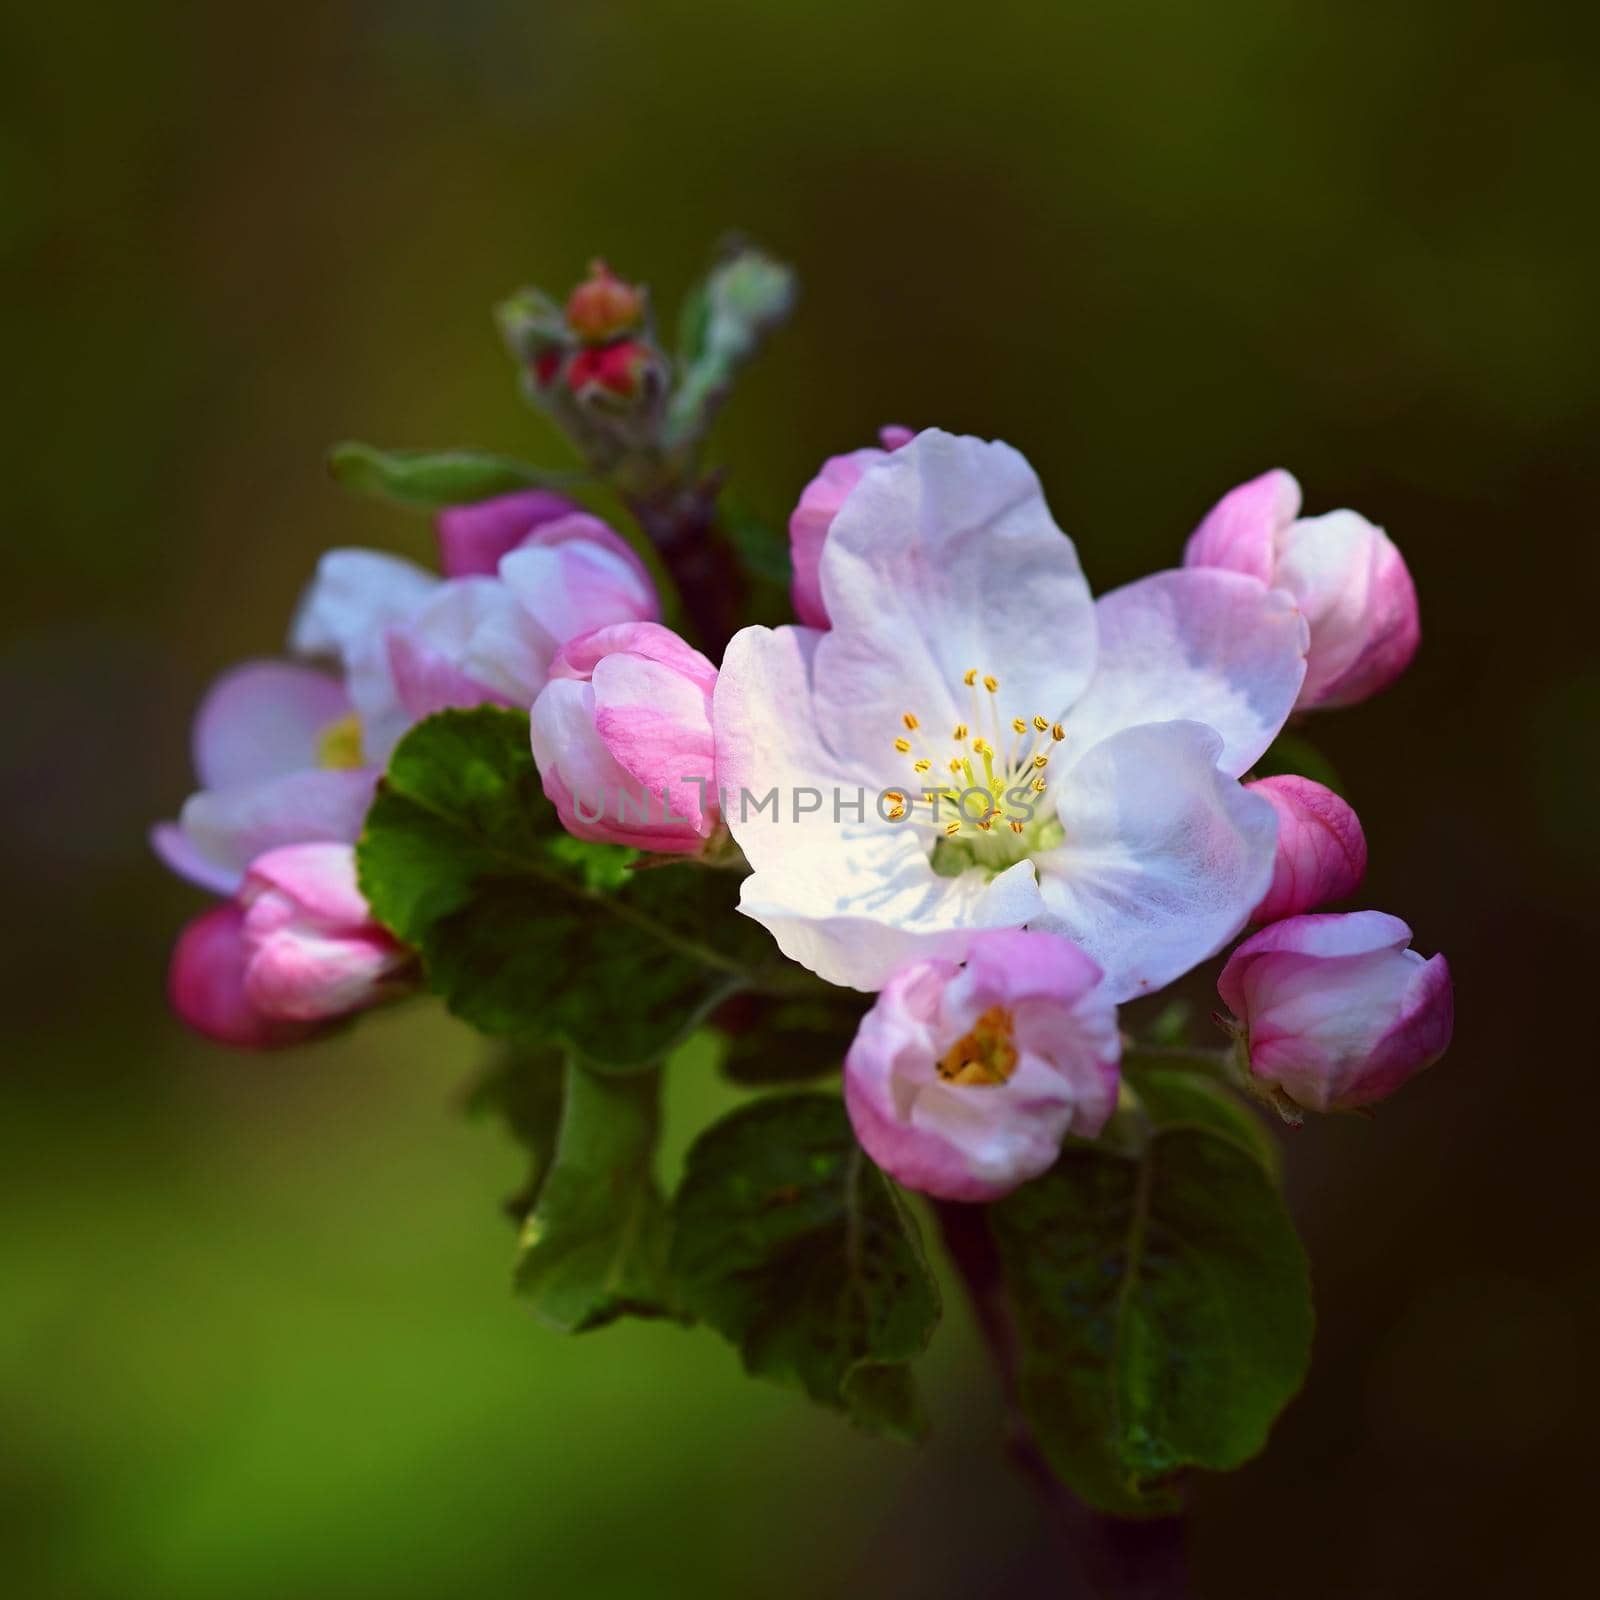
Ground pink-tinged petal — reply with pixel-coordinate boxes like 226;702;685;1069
877;424;915;450
592;652;717;836
151;821;246;896
289;549;439;660
1183;468;1301;582
435;489;584;578
383;578;546;720
241;842;371;930
1036;721;1278;1002
173;768;377;893
788;446;891;629
815;430;1097;781
1218;911;1451;1111
1063;569;1308;778
192;661;352;790
550;620;717;693
1246;775;1367;923
499;514;660;653
167;904;314;1050
242;923;408;1022
843;930;1121;1202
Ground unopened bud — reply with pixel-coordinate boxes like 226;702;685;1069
565;259;645;342
567;339;658;402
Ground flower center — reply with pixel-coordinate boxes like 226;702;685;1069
316;713;365;770
936;1004;1019;1087
888;668;1065;872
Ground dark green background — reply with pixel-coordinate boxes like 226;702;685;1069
4;2;1595;1594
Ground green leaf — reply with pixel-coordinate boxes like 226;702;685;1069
715;995;867;1086
328;442;575;509
356;707;778;1067
663;245;797;450
461;1043;567;1221
1123;1059;1281;1181
1252;732;1344;795
991;1095;1312;1514
670;1094;940;1438
514;1061;675;1332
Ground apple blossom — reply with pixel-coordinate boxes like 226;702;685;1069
715;428;1309;1000
531;621;719;853
843;929;1120;1202
1218;911;1453;1112
1246;775;1367;923
169;843;411;1048
787;424;915;630
435;488;585;578
291;511;659;763
1184;468;1419;710
150;659;377;895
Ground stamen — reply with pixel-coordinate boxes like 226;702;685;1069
1032;753;1049;769
962;668;978;687
902;712;920;731
1030;776;1048;792
944;820;962;836
1011;718;1027;735
952;723;968;741
1051;723;1065;741
983;675;999;693
894;737;912;754
1009;819;1025;834
913;759;931;773
1033;715;1049;732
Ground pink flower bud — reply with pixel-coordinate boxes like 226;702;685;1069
167;844;411;1050
1184;470;1420;710
1246;775;1367;923
1218;911;1453;1113
435;489;585;579
566;340;658;402
564;260;646;342
843;930;1121;1202
530;621;719;853
788;426;914;629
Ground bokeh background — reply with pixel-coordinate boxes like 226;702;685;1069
5;2;1597;1595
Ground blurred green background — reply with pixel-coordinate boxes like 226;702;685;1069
4;1;1596;1595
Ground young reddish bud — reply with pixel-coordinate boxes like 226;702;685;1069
1245;774;1367;923
566;340;655;401
532;348;564;389
565;260;645;342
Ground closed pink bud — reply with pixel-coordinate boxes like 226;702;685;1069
237;843;412;1023
564;259;646;343
843;930;1121;1202
1185;470;1420;710
1246;775;1367;923
168;903;317;1050
530;621;719;854
788;426;914;629
1218;911;1453;1113
435;489;585;579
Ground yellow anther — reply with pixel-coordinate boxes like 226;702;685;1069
1011;718;1027;735
1009;819;1025;834
977;818;993;832
983;675;999;693
902;712;920;731
316;713;364;771
913;759;931;773
1033;715;1049;732
894;737;912;754
887;805;906;821
1031;776;1048;793
972;737;990;756
952;723;968;741
944;820;962;836
948;758;963;774
1032;753;1050;769
1051;723;1065;741
962;669;978;687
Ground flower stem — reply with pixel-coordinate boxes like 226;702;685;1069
624;478;746;658
933;1200;1192;1599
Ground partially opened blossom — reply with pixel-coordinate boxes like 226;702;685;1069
168;844;411;1048
787;425;914;629
531;621;719;853
1246;775;1367;923
292;511;658;763
1184;469;1419;710
843;929;1120;1201
1219;911;1453;1112
715;429;1309;999
151;659;377;894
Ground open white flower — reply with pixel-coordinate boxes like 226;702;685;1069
713;429;1309;999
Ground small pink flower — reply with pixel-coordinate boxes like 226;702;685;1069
843;929;1120;1202
1185;469;1420;710
1246;775;1367;923
435;489;585;578
530;621;719;853
788;425;914;629
1218;911;1453;1112
168;844;411;1049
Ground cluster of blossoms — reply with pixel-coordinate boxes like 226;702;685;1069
155;259;1450;1211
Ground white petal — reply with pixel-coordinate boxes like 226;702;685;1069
289;549;438;660
192;661;351;790
813;430;1096;779
1035;721;1276;1001
1061;568;1307;777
